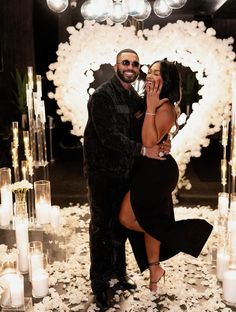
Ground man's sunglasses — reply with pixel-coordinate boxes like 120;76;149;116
117;60;140;68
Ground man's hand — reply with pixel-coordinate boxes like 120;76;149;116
144;136;171;160
159;136;171;155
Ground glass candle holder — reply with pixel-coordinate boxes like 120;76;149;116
12;122;19;148
0;271;24;308
31;253;49;298
0;167;13;226
230;193;236;212
15;216;29;274
216;245;230;281
28;241;43;282
34;180;51;225
0;249;19;275
228;194;236;236
223;250;236;305
212;242;217;268
218;192;229;217
14;201;28;219
50;205;61;230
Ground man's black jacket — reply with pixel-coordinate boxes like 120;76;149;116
83;75;144;178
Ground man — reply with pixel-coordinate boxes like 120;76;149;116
83;49;169;310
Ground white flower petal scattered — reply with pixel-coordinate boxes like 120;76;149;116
1;204;235;311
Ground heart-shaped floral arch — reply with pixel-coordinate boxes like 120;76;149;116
47;20;236;189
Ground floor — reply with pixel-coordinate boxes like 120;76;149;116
0;139;228;311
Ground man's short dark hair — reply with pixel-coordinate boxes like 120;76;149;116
116;49;139;63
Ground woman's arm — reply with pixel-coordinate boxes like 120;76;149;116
142;103;176;147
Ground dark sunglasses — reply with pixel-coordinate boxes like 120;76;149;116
117;60;140;68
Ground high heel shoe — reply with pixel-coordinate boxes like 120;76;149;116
149;261;166;292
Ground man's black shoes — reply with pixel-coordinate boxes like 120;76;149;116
94;289;109;311
118;276;137;291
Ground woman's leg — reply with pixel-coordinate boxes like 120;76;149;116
144;233;165;292
119;192;165;292
119;191;143;232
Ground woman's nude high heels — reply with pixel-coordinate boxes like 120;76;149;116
148;261;165;293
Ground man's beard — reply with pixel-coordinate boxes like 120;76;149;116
117;68;139;83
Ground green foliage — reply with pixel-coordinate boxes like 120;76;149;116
11;69;27;114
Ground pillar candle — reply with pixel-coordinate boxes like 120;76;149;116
1;273;24;307
35;198;51;224
216;249;230;281
229;229;236;250
0;204;10;227
31;269;49;298
218;192;229;216
9;274;24;306
29;252;44;281
15;218;29;273
223;270;236;304
1;185;13;223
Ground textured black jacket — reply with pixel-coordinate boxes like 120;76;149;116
83;75;144;178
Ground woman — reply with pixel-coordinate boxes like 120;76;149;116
119;60;213;293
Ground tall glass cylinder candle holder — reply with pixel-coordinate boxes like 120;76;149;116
221;159;227;191
218;192;229;218
0;167;13;226
0;270;24;309
12;122;19;147
31;254;49;298
228;193;236;233
230;193;236;212
15;216;29;273
50;205;61;230
223;250;236;305
217;243;230;281
21;160;28;181
28;241;43;281
34;180;51;225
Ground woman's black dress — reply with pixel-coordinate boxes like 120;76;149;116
128;114;213;272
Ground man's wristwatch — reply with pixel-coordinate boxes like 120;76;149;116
141;146;146;156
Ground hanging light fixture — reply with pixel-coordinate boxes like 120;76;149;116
133;0;152;22
81;0;98;20
126;0;146;16
165;0;187;9
46;0;69;13
46;0;188;23
81;0;113;22
153;0;172;18
109;0;128;24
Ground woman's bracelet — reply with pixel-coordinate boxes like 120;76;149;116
145;112;156;116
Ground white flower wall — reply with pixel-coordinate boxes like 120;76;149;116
47;20;236;188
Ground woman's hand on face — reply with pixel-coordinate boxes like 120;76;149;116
146;79;168;111
146;78;162;95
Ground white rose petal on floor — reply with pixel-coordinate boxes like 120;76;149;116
2;204;235;311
